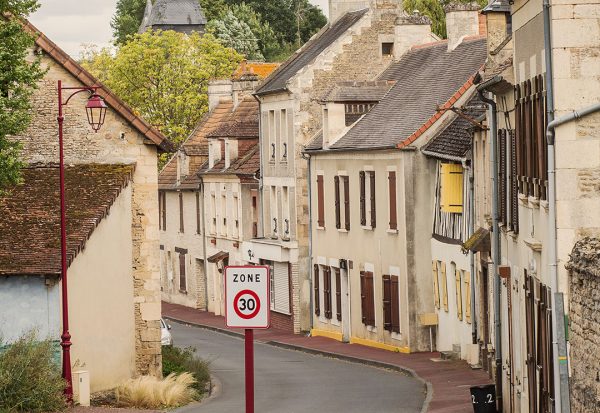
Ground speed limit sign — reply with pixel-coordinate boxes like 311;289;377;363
225;266;270;328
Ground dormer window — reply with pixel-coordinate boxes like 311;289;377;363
345;102;376;126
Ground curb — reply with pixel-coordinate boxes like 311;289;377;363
164;315;434;413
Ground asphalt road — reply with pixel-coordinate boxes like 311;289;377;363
171;321;426;413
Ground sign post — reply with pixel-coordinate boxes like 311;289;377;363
225;266;270;413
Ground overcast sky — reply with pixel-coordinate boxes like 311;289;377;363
29;0;330;58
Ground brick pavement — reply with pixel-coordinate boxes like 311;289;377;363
162;301;492;413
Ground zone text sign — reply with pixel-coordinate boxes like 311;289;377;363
225;266;270;329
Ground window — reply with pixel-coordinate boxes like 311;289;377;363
221;194;227;235
177;248;187;292
382;274;400;333
313;264;320;316
269;110;276;162
334;176;341;229
515;74;548;200
270;186;278;236
432;261;440;309
159;191;166;230
464;271;471;324
210;193;216;234
334;268;342;322
317;174;325;228
233;194;239;238
455;267;463;321
345;102;376;126
334;175;350;231
360;271;375;326
281;109;288;161
440;163;464;213
272;261;290;314
343;176;350;231
179;192;184;233
388;170;397;230
195;192;201;235
440;261;448;312
499;128;519;233
381;42;394;57
359;170;376;229
323;266;332;319
251;191;258;238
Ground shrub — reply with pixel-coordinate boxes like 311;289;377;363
115;373;196;408
0;332;66;413
162;346;210;394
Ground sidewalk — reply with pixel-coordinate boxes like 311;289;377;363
163;301;491;413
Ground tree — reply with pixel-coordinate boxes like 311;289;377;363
207;10;264;61
199;0;226;21
0;0;45;194
227;3;280;61
403;0;486;38
81;31;242;151
111;0;147;46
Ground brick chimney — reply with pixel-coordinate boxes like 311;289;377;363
444;2;482;51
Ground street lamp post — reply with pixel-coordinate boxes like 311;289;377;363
56;80;107;401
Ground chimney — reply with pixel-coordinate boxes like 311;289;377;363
394;12;433;58
176;150;190;185
328;0;370;23
232;62;260;109
208;80;233;111
444;2;482;51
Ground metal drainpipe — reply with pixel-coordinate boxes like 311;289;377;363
253;94;265;239
199;178;209;311
546;102;600;413
468;157;478;345
477;84;503;412
302;151;314;331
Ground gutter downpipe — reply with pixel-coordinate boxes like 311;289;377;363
547;102;600;413
302;151;314;331
476;77;502;412
468;157;477;345
253;94;265;239
199;178;209;311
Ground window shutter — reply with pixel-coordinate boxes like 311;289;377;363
365;271;375;326
440;163;464;213
179;253;186;291
515;84;524;194
334;176;341;229
441;262;448;312
196;192;201;234
314;264;320;316
359;171;366;226
432;261;440;309
535;75;548;200
343;176;350;231
499;129;507;225
335;268;342;321
273;262;290;313
360;271;367;323
317;175;325;227
179;192;184;232
159;192;163;230
456;269;463;320
524;80;533;197
162;192;167;230
324;266;332;319
464;271;471;324
510;130;520;234
391;275;400;333
388;171;397;230
370;172;376;228
383;274;392;331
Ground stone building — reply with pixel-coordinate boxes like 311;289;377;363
0;21;171;391
139;0;206;35
246;0;438;334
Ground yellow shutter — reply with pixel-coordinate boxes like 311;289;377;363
456;269;463;320
432;261;440;309
465;271;471;324
441;262;448;312
440;163;464;214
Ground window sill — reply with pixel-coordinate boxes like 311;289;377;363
518;193;528;206
179;289;188;295
387;228;398;234
272;308;292;316
331;319;341;327
366;325;377;333
317;226;326;231
362;225;373;231
528;196;540;209
337;228;348;233
523;237;543;252
540;200;549;211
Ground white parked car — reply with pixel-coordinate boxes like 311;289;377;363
161;318;173;346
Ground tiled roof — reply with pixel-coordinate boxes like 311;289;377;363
206;98;259;139
320;81;394;102
19;19;173;152
233;61;280;80
421;95;487;160
140;0;206;32
199;140;260;177
255;9;369;95
328;38;486;151
0;164;134;276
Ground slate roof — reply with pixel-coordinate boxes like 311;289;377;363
139;0;207;33
323;38;486;151
482;0;511;13
0;164;134;276
421;95;487;160
321;81;394;102
255;9;369;96
305;131;324;151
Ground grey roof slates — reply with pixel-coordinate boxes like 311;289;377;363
255;9;369;96
321;81;394;102
139;0;206;33
305;131;324;151
329;38;486;151
421;95;487;159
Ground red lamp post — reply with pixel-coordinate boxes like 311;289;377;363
57;80;107;401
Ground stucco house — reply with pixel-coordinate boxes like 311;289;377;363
304;7;487;352
467;0;600;411
0;21;170;392
246;0;438;334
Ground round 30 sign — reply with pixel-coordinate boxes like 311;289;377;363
225;266;270;329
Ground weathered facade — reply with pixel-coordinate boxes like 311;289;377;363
0;21;170;390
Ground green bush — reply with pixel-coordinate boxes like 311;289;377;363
162;346;210;395
0;332;66;413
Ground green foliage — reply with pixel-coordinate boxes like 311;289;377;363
81;30;242;148
0;0;45;196
111;0;147;46
227;3;280;61
403;0;487;38
162;345;211;394
208;10;264;61
0;333;66;413
200;0;226;21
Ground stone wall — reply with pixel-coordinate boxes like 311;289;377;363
11;54;162;377
566;237;600;412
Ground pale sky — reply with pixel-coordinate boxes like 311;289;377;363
29;0;330;58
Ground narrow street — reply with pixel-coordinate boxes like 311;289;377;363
170;322;426;413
